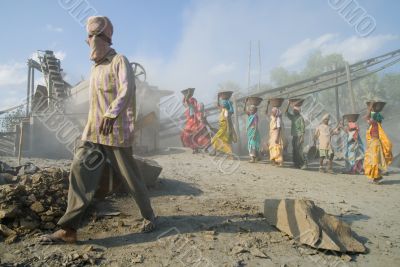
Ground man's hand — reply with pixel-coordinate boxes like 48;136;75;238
99;116;116;135
299;135;304;144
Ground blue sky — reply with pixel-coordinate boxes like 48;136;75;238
0;0;399;108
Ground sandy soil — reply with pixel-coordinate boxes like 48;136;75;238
1;148;400;267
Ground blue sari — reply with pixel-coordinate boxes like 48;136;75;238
345;128;365;174
247;113;261;156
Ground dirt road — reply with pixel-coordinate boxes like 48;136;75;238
1;149;399;266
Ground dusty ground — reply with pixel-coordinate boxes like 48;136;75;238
1;148;400;267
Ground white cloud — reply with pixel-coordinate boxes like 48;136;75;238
54;51;67;61
320;35;398;62
127;1;398;103
280;34;337;67
0;62;27;110
0;62;26;87
46;24;63;33
30;51;66;62
280;34;398;68
209;63;236;76
131;1;273;101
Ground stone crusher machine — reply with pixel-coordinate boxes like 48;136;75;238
28;50;72;112
0;51;71;157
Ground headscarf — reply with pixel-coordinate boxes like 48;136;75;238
348;122;358;130
371;111;384;123
271;107;282;117
219;99;234;114
249;105;257;114
322;113;330;122
86;16;113;63
348;121;359;141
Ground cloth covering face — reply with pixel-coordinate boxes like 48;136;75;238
86;16;113;63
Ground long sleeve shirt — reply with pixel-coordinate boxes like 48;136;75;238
81;49;136;147
286;112;305;137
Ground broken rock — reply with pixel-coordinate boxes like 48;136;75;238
0;224;16;237
30;201;45;214
263;199;366;253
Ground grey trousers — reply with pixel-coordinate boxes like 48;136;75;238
57;141;155;229
292;135;306;168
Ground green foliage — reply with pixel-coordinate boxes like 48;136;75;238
268;50;400;114
0;106;25;132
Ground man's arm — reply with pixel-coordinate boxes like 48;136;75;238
104;55;135;119
100;55;134;135
286;111;294;120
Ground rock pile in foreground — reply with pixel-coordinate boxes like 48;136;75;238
0;167;69;243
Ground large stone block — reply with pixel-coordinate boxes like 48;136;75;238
264;199;366;253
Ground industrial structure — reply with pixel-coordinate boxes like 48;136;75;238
0;50;173;158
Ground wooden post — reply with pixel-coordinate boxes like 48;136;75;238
18;122;24;165
30;67;34;115
345;62;356;113
232;95;242;155
26;64;31;116
334;66;340;121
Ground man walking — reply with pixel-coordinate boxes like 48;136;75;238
40;16;156;243
285;103;307;169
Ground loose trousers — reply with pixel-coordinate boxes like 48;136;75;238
57;141;155;229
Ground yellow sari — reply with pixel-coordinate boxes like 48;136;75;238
269;116;284;164
364;123;393;180
211;109;233;154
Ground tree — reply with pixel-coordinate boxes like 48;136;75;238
0;106;25;132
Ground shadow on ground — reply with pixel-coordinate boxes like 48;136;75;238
148;178;203;197
81;214;273;248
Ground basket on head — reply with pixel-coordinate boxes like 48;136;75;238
343;113;360;122
269;98;285;108
366;101;386;112
181;88;195;98
246;96;263;106
289;98;305;107
218;91;233;100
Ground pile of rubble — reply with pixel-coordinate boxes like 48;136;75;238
0;163;69;243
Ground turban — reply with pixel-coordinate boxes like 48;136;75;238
322;114;330;121
86;16;113;42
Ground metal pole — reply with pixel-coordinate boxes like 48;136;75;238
258;40;261;91
26;62;31;116
334;65;340;121
232;95;242;155
247;41;252;93
31;67;35;115
345;62;356;113
18;122;24;165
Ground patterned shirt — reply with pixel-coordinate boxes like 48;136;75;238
82;49;136;147
286;112;305;136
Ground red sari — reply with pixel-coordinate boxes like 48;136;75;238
192;103;212;149
181;97;198;149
